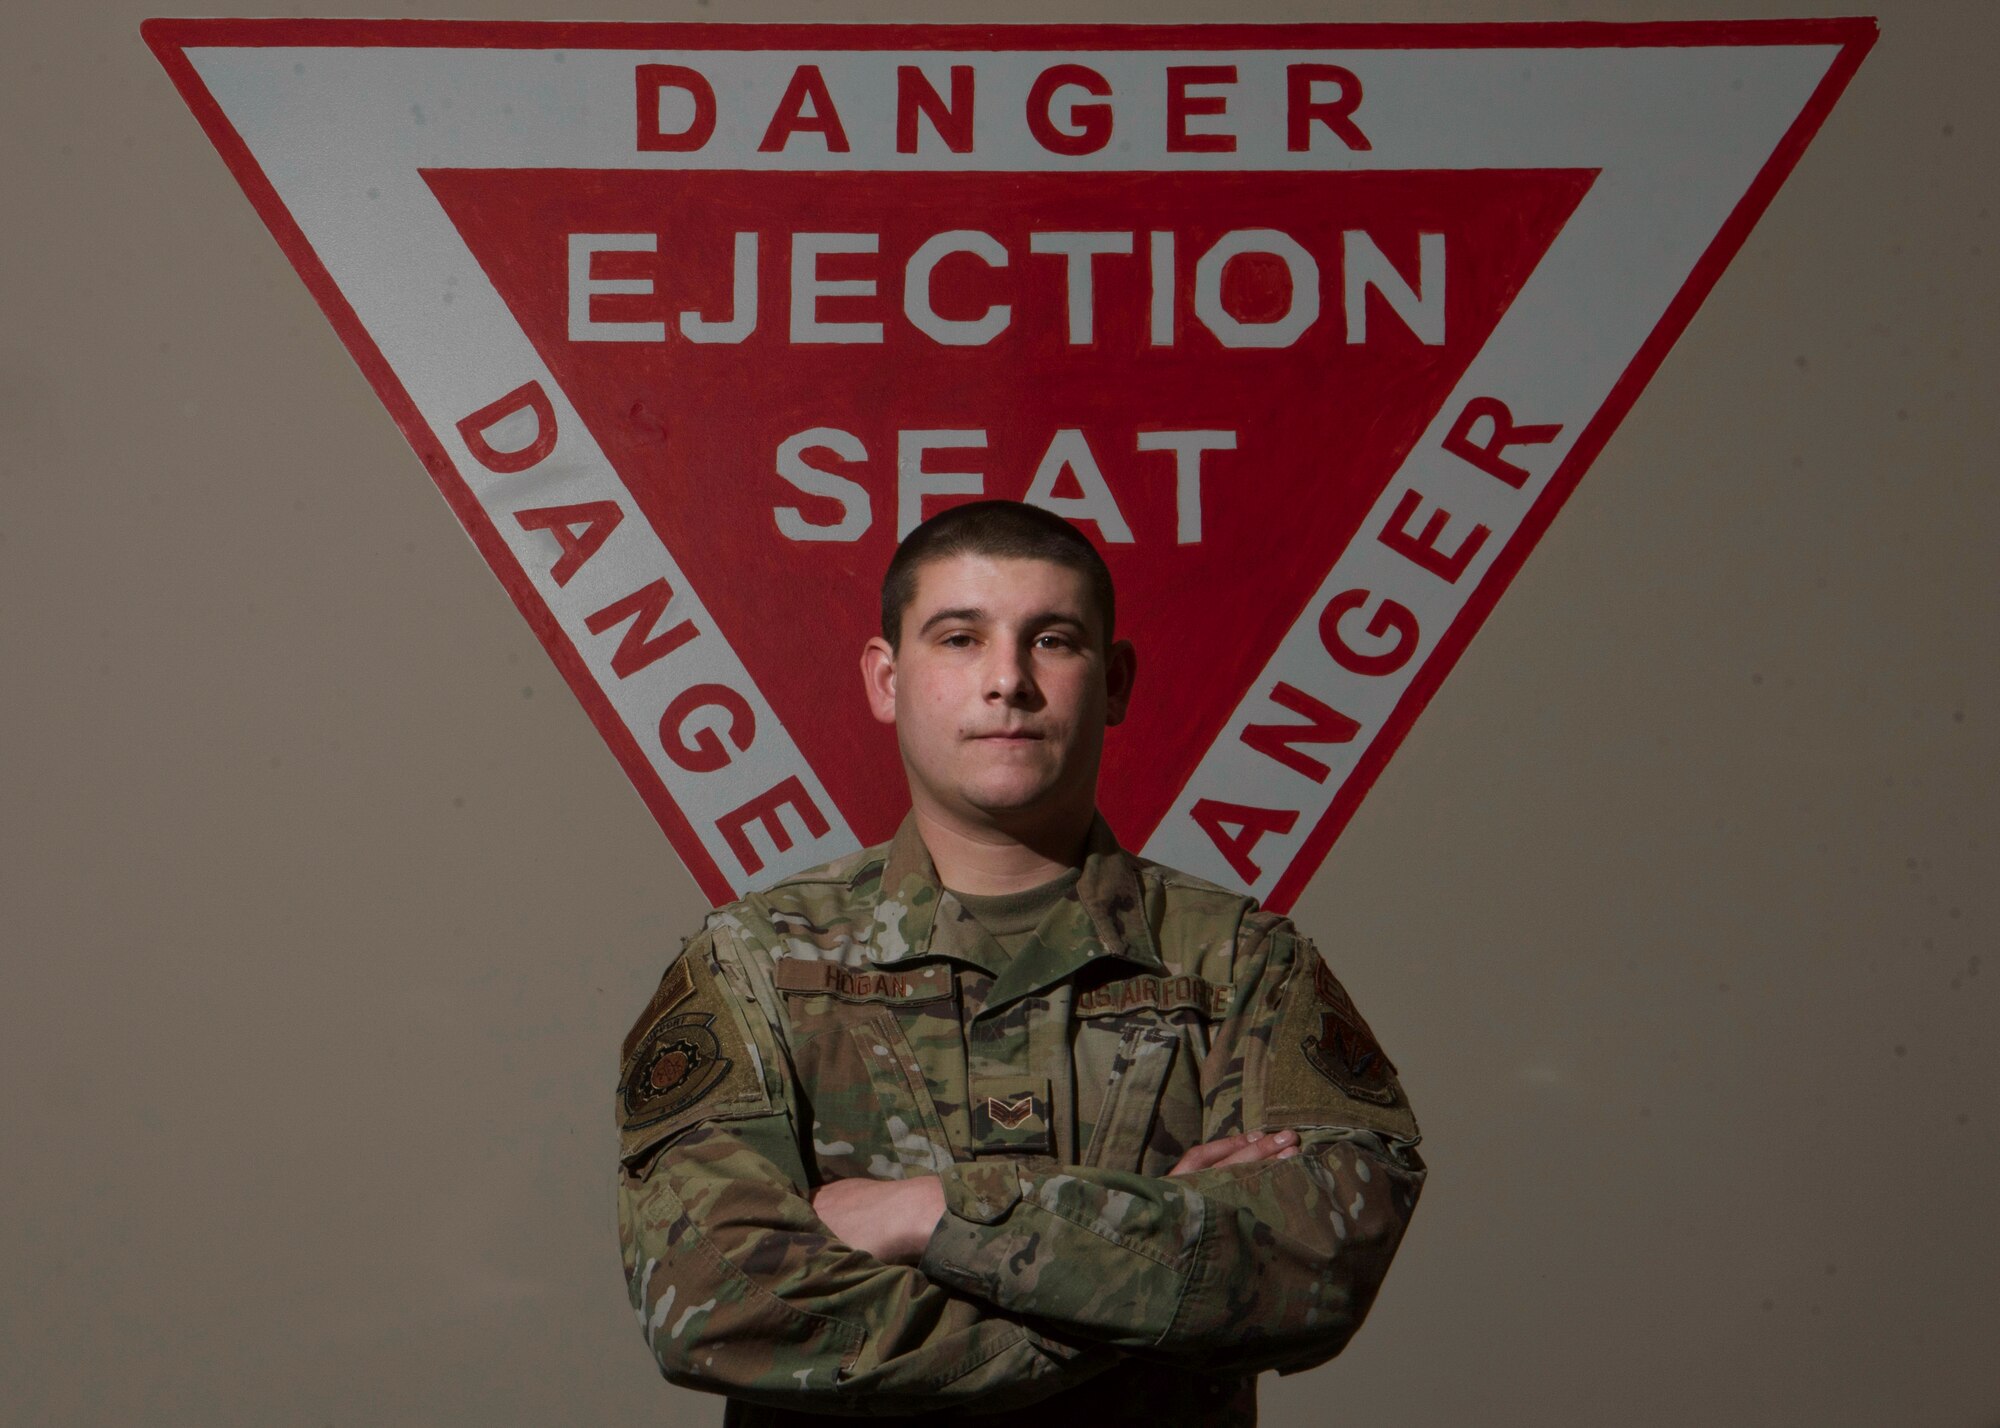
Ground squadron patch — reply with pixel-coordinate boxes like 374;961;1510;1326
1299;957;1399;1106
1258;941;1418;1141
622;1013;731;1129
618;943;771;1164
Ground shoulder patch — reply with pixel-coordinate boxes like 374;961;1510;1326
1300;957;1399;1103
1258;942;1418;1141
618;946;769;1164
620;955;695;1066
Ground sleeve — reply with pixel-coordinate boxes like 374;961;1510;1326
616;927;1124;1415
915;917;1425;1377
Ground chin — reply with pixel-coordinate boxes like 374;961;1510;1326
961;781;1059;818
964;791;1045;817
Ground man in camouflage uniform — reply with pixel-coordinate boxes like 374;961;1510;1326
618;502;1424;1425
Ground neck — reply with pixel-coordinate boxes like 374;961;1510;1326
912;805;1092;895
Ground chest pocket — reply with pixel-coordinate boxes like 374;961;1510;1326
776;961;959;1182
1081;1023;1180;1171
843;1011;955;1175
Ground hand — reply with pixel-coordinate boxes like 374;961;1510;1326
1167;1129;1300;1177
811;1175;947;1266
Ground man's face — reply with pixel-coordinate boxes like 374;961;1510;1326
861;554;1135;839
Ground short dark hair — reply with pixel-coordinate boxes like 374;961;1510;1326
881;501;1116;650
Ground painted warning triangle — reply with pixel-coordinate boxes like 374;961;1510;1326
428;166;1590;849
146;19;1874;908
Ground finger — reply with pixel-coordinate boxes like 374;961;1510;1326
1209;1130;1299;1168
1183;1133;1252;1172
1175;1130;1294;1175
1167;1132;1256;1176
1166;1146;1215;1176
1209;1141;1280;1167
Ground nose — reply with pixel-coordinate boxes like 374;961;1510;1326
985;640;1041;707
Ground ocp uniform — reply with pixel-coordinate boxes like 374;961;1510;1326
774;858;1219;1184
617;814;1425;1426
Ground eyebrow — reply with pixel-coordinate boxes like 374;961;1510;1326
917;607;1090;638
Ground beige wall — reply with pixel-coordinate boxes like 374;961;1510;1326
3;2;1993;1424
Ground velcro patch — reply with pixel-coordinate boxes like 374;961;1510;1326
618;949;768;1164
623;1013;731;1128
772;957;954;1004
620;955;694;1065
1258;944;1417;1141
969;1075;1052;1154
1300;957;1399;1105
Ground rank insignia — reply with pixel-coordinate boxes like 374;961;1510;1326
986;1094;1036;1130
970;1075;1052;1153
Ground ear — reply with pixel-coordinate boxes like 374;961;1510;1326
860;636;899;726
1103;637;1137;727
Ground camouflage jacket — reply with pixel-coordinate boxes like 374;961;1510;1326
617;814;1424;1426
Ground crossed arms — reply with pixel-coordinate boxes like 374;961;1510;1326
616;921;1424;1415
809;1128;1303;1265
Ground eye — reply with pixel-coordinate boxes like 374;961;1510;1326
940;632;976;649
1034;632;1077;652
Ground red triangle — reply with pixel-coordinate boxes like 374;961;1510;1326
427;167;1590;848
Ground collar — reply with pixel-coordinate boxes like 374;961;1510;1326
866;811;1166;994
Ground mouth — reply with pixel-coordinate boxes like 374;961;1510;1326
972;730;1044;742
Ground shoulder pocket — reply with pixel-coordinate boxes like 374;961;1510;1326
1081;1023;1179;1171
619;944;773;1167
846;1012;956;1174
1255;942;1418;1141
784;991;959;1180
